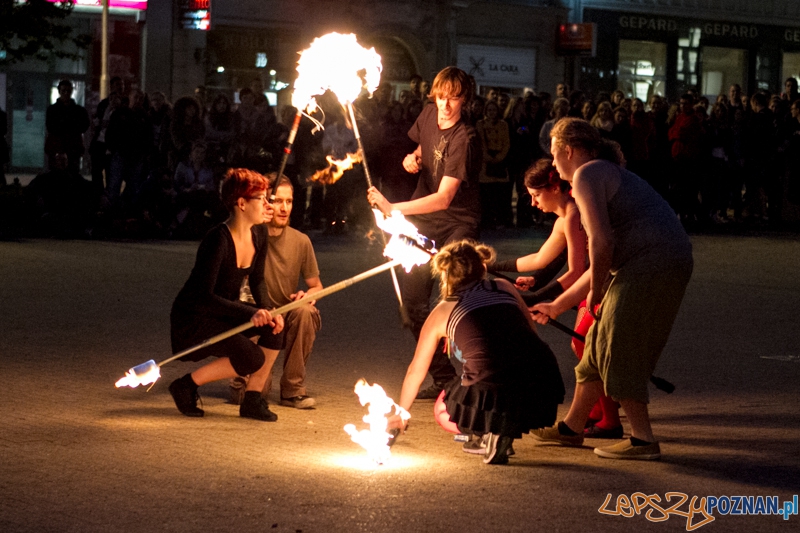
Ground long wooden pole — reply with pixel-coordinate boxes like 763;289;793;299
156;259;402;367
346;101;408;325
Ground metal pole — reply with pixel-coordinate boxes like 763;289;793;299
100;0;109;99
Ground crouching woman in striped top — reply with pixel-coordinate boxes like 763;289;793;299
390;240;565;464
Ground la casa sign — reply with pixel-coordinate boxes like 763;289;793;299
457;44;535;86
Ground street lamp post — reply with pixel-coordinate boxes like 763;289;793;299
100;0;109;99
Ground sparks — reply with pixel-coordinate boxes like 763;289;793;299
344;379;410;465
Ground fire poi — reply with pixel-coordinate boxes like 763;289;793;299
344;379;410;465
115;210;434;389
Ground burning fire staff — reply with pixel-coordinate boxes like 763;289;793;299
389;241;565;465
168;169;285;422
531;118;693;460
368;67;482;400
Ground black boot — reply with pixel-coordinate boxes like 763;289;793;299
168;374;204;417
240;391;278;422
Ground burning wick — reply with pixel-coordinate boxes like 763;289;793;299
373;209;437;272
115;359;161;389
344;379;410;465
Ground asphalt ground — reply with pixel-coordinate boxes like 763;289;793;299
1;228;799;533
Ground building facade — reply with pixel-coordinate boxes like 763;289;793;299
568;0;800;101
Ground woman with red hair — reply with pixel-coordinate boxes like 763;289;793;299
168;168;284;422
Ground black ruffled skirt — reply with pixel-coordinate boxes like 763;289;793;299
443;377;562;439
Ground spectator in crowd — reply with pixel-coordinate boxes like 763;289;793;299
590;101;614;134
539;97;570;154
782;77;799;102
193;85;208;117
105;89;152;210
506;97;537;227
628;98;656;181
171;140;222;237
477;99;511;228
705;101;733;222
728;84;743;117
231;88;272;173
378;101;418;203
556;83;569;100
785;99;800;206
609;106;633;162
405;97;424;124
568;90;587;118
24;152;94;237
497;92;511;120
409;74;424;100
467;96;486;127
581;100;596;122
169;96;205;172
744;92;777;223
89;76;125;195
668;93;705;222
398;89;413;108
45;79;90;174
148;91;171;171
419;79;431;100
205;94;236;168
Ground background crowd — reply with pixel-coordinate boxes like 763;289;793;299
2;72;800;239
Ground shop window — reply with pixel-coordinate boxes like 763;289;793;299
618;40;667;102
783;52;800;91
700;47;747;101
676;27;702;95
756;53;778;92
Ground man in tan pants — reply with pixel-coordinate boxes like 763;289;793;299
264;175;323;408
231;175;323;409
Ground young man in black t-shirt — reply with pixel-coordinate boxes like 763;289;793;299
368;66;482;399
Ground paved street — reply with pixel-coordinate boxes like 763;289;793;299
1;229;799;533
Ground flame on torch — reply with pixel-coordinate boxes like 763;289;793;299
344;379;410;465
292;33;382;113
310;152;362;185
373;209;437;272
115;359;161;389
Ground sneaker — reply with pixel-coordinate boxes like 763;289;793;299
416;383;444;401
531;424;584;447
280;395;316;409
462;434;488;455
483;433;513;465
240;392;278;422
463;434;515;456
584;424;624;439
169;375;204;417
594;439;661;460
228;376;248;405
